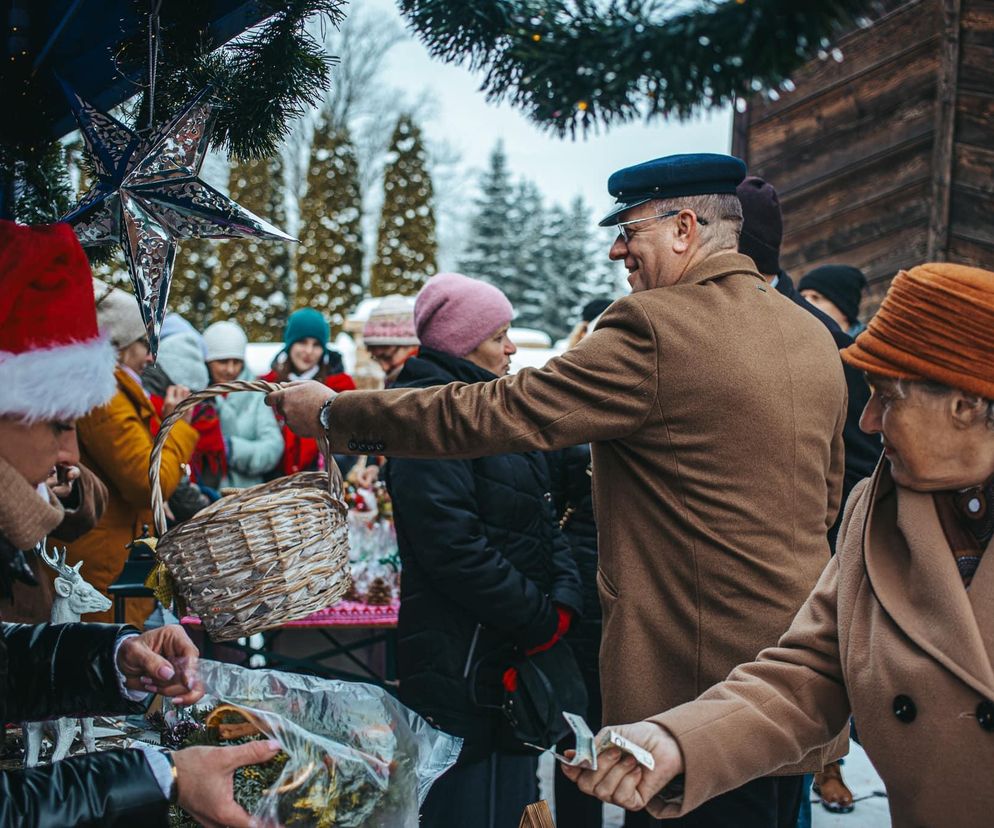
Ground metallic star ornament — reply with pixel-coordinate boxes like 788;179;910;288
61;85;295;355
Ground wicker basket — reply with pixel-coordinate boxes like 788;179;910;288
150;380;351;641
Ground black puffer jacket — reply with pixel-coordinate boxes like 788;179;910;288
548;444;600;678
0;621;167;826
385;349;583;761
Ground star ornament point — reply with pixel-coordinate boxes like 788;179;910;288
62;86;295;355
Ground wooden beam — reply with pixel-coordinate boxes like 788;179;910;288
927;0;963;260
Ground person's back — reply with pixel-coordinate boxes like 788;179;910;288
588;252;845;721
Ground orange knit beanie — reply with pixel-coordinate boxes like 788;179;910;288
841;263;994;399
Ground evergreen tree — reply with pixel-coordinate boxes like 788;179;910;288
554;196;620;334
370;115;437;296
505;179;547;331
215;155;293;340
458;140;516;287
170;239;217;330
296;118;364;333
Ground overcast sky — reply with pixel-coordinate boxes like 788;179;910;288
370;0;734;220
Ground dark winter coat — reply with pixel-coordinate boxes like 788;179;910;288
776;271;881;544
0;618;167;826
548;444;600;677
385;349;583;761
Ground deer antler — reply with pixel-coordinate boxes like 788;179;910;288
39;546;73;577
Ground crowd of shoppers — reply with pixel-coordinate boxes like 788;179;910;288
5;145;962;828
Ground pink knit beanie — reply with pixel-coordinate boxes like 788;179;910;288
363;295;419;346
414;273;514;357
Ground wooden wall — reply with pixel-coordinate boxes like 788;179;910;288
948;0;994;274
732;0;994;315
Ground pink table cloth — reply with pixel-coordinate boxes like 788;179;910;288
182;599;399;629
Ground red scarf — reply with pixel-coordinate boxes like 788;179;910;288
149;396;227;483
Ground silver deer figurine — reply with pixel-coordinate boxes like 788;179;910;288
23;547;112;767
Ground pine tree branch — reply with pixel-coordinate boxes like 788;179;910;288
398;0;875;136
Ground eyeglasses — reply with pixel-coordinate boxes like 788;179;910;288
615;209;709;242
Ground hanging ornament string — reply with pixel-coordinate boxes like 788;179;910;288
145;0;163;134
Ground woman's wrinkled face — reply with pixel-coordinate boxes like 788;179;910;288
465;325;517;377
288;337;323;374
208;358;244;384
860;375;994;491
0;417;79;486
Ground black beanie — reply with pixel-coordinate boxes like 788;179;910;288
798;265;868;326
582;298;612;323
736;176;782;276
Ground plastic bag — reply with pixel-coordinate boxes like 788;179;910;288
163;660;462;827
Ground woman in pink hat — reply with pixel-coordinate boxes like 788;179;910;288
386;273;583;828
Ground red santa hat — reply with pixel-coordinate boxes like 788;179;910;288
0;221;116;422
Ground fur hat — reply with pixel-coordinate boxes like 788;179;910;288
0;221;116;422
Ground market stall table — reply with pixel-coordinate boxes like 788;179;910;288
182;600;398;690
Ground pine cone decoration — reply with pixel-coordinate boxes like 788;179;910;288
366;576;392;606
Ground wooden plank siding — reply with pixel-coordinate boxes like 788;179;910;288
732;0;994;318
949;0;994;272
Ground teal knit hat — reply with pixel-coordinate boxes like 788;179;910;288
284;308;329;350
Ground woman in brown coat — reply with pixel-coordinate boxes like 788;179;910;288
564;262;994;827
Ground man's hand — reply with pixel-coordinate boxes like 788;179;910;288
116;625;203;705
561;721;684;812
172;741;282;828
265;381;335;439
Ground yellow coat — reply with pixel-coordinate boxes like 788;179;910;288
652;463;994;825
61;367;197;626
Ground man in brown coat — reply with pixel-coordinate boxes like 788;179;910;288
268;153;848;825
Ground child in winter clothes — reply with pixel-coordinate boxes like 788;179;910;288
203;321;283;487
260;308;356;475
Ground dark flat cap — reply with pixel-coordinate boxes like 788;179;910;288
598;153;747;226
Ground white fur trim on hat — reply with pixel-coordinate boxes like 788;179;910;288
0;336;117;422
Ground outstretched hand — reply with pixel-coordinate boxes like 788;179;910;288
265;381;335;439
560;721;684;812
116;624;203;705
173;740;283;828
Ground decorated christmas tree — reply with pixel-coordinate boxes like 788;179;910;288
296;118;364;334
215;155;294;341
369;115;437;297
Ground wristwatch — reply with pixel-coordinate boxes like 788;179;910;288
318;395;337;432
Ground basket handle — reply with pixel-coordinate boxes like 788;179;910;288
149;379;345;537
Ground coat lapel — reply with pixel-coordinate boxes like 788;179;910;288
967;539;994;671
863;465;994;699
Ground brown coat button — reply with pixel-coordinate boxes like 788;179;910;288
977;700;994;732
893;694;916;723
